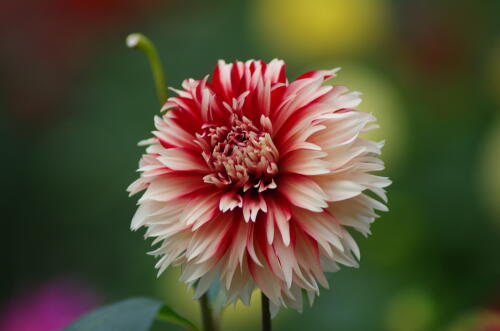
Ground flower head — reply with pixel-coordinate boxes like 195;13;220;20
128;59;390;312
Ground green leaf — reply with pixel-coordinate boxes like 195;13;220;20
63;297;199;331
156;305;199;331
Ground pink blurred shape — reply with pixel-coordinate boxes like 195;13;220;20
0;279;99;331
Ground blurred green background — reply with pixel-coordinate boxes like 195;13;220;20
1;0;500;330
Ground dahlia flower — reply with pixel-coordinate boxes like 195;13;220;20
128;59;390;312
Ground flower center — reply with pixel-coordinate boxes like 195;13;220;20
197;115;279;192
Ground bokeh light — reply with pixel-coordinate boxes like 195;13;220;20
159;268;262;331
219;291;261;331
479;115;500;228
445;310;500;331
251;0;391;60
385;287;436;331
0;278;99;331
158;268;200;325
317;64;407;165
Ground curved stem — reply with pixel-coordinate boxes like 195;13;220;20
126;33;167;105
199;293;217;331
261;292;271;331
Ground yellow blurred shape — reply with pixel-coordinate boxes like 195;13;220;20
158;268;262;331
219;290;261;331
385;288;436;331
252;0;391;59
479;116;500;227
157;267;201;326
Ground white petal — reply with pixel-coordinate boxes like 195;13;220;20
279;175;328;212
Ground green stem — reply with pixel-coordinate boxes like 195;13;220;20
199;293;217;331
126;33;167;105
261;292;271;331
